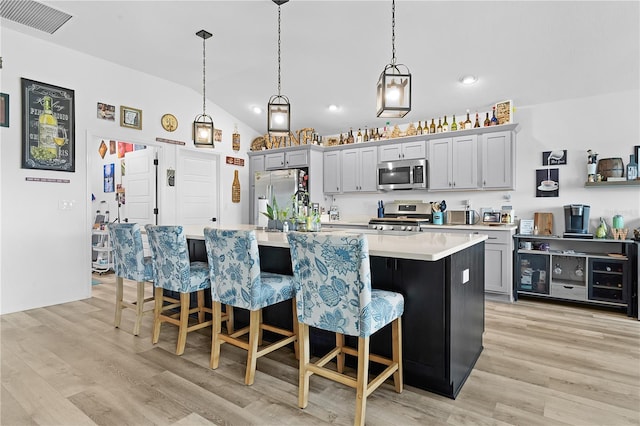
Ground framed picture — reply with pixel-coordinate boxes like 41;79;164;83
635;145;640;164
495;100;512;125
542;150;567;165
120;105;142;130
519;219;535;235
0;93;8;127
214;128;222;143
21;78;75;172
97;102;115;121
103;163;114;193
536;168;559;197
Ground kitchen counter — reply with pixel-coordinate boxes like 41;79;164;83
184;224;487;262
184;223;486;399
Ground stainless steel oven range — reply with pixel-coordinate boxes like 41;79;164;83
368;202;432;232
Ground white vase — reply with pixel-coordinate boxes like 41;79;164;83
587;163;597;175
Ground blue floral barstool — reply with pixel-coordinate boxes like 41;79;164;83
204;228;298;385
287;232;404;426
145;225;223;356
107;223;154;336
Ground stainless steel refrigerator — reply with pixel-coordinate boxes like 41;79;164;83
253;169;306;225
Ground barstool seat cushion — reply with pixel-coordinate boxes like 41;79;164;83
209;229;294;310
289;232;404;338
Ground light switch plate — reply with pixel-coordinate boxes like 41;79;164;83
462;268;469;284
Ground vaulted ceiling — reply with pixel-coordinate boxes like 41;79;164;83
3;1;638;136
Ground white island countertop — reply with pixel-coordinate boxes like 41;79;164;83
183;224;487;262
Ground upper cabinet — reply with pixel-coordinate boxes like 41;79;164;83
342;146;378;193
323;151;341;194
265;149;309;170
428;135;478;190
481;130;514;189
378;140;426;162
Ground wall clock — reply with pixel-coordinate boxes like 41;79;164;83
161;113;178;132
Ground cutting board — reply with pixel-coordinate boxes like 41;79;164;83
534;212;554;235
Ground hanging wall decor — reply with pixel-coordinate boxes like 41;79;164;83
542;150;567;166
232;170;241;203
21;78;75;172
536;168;559;197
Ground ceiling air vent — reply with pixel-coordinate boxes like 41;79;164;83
1;0;72;34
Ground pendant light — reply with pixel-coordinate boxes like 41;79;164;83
376;0;411;118
193;29;215;148
267;0;290;136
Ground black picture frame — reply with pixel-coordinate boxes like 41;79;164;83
21;78;75;172
0;93;8;127
634;145;640;164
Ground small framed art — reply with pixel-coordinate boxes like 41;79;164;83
120;105;142;130
0;93;8;127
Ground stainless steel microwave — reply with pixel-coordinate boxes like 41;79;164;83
377;158;427;190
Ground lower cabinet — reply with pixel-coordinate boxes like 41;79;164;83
514;235;637;317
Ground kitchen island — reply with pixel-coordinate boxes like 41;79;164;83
184;225;487;399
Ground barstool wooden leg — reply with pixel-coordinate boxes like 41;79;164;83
210;301;223;369
257;309;264;346
114;277;124;328
392;317;403;393
152;287;163;344
354;336;370;426
225;305;234;334
197;290;205;323
133;281;145;336
176;293;190;355
245;310;261;385
298;323;311;409
336;333;345;373
292;298;299;360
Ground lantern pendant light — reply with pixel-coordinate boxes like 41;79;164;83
193;29;215;148
376;0;412;118
267;0;291;136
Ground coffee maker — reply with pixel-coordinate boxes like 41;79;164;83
563;204;592;238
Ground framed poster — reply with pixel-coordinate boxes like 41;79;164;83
104;163;114;193
21;78;75;172
0;93;8;127
120;105;142;130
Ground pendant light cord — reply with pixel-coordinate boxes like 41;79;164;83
391;0;396;65
277;4;282;96
202;34;207;115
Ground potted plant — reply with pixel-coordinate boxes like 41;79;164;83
261;197;290;231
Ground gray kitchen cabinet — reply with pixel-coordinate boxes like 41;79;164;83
342;146;378;192
323;151;341;194
250;155;265;174
481;130;514;189
420;225;515;300
265;149;308;170
428;135;478;190
378;140;426;162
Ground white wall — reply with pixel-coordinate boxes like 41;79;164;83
0;29;259;314
330;90;640;233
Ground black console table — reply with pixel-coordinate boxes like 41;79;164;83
513;235;638;317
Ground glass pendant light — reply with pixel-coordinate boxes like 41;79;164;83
376;0;412;118
193;29;215;148
267;0;291;136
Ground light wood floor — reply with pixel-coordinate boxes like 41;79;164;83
2;273;639;426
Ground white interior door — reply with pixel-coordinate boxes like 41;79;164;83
121;147;158;225
177;149;219;226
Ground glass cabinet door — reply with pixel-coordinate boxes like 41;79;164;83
517;253;550;294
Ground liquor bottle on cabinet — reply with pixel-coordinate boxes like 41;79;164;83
356;128;363;143
442;115;449;132
339;133;344;144
430;118;436;134
464;110;473;129
490;106;499;126
347;128;354;144
364;127;369;142
417;121;423;135
474;112;481;128
484;112;490;127
451;115;457;131
436;118;443;133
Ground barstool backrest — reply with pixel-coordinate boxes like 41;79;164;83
108;223;153;282
145;225;192;292
287;232;377;337
204;228;265;310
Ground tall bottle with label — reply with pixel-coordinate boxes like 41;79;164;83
356;128;363;143
347;128;354;144
436;118;443;133
416;121;423;135
627;154;638;181
484;112;490;127
451;115;457;131
464;110;472;129
232;123;240;151
430;118;436;134
474;111;481;128
38;95;58;157
442;115;449;132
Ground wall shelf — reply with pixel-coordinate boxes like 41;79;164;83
584;180;640;187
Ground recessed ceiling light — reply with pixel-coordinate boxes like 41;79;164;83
328;104;339;112
251;106;262;114
459;75;478;85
